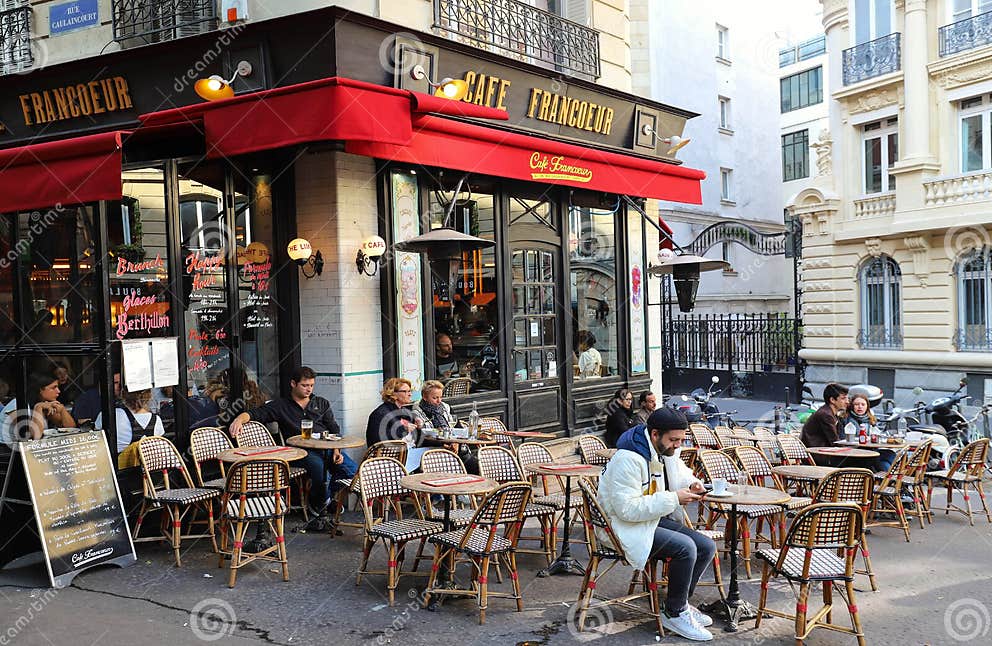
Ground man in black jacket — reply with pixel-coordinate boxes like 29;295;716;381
800;383;849;448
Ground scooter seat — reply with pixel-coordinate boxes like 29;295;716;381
908;424;946;436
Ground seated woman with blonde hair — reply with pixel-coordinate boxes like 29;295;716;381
97;388;164;468
412;380;480;474
366;377;421;447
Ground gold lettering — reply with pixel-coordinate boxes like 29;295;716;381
65;86;81;118
19;95;33;126
472;74;487;106
601;108;614;135
463;71;477;103
88;81;105;114
527;88;542;118
538;91;553;121
31;94;47;124
114;76;133;109
557;97;571;125
484;76;498;107
42;92;57;123
548;93;560;121
76;84;93;115
593;105;605;132
583;102;597;131
572;101;587;128
52;88;70;121
100;79;118;111
496;79;510;111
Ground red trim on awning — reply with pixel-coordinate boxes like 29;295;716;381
347;115;704;203
0;131;127;213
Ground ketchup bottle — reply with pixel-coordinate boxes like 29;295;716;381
858;423;868;445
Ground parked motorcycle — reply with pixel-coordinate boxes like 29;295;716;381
881;382;971;470
667;375;722;425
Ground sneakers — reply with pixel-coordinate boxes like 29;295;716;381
661;608;713;641
687;604;714;627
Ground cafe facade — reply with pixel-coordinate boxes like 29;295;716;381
0;7;705;455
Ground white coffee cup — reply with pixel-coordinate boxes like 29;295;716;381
712;478;729;495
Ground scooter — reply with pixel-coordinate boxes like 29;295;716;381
667;375;722;425
881;382;969;470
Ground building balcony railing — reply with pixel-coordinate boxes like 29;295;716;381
433;0;600;79
842;33;900;85
923;170;992;206
956;327;992;351
858;327;903;350
853;192;896;218
112;0;217;46
940;11;992;57
0;5;33;76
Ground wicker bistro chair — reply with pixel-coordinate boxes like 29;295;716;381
574;477;664;637
237;421;310;520
755;503;867;646
895;439;933;527
190;426;233;489
689;425;722;450
478;417;514;449
926;438;992;526
355;457;442;605
866;449;913;542
132;436;219;567
577;434;609;466
218;459;292;588
423;482;532;624
697;449;784;579
715;427;743;448
335;440;408;528
477;446;557;565
812;468;878;592
730;445;812;520
442;377;473;398
419;449;477;528
752;427;781;464
777;434;816;466
517;442;584;544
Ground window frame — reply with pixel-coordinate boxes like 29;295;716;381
951;0;992;23
959;94;991;173
781;129;810;182
854;0;894;45
719;96;732;130
720;168;733;202
859;254;903;349
956;246;992;350
717;24;730;60
862;118;899;194
780;66;823;113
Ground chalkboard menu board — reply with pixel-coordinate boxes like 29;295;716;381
19;431;136;588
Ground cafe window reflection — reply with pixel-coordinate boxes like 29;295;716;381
0;214;15;346
569;204;618;379
428;180;500;394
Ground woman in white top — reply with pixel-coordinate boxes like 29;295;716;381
96;388;165;453
578;331;603;379
1;368;76;445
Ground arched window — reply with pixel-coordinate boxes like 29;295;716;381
956;247;992;350
859;255;902;348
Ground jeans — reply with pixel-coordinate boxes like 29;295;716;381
650;516;717;616
875;449;896;474
294;450;358;511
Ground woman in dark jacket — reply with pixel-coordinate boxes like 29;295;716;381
603;388;637;448
366;377;421;446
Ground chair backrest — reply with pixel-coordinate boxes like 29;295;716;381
679;447;697;471
460;482;532;552
782;502;863;555
812;468;874;509
730;445;776;485
876;447;910;490
752;427;778;454
136;435;195;494
442;377;472;398
236;421;278;448
478;445;524;483
714;427;743;448
357;457;411;528
189;426;233;486
517;441;556;494
903;438;933;476
478;416;513;448
577;434;608;465
421;448;466;475
948;438;990;478
369;440;408;465
714;425;732;434
576;477;628;562
697;449;748;484
777;434;814;465
689;426;721;449
224;459;291;518
733;426;754;436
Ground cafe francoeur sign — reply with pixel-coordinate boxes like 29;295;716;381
18;75;134;126
528;152;593;183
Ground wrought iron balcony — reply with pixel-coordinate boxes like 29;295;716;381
940;11;992;57
955;327;992;351
0;5;33;76
433;0;600;79
858;327;903;349
112;0;217;46
842;33;900;85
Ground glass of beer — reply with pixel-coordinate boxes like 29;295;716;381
301;419;314;440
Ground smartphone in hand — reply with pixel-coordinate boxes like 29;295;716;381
702;483;714;492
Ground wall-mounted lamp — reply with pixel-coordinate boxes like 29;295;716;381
411;64;469;101
356;235;386;276
661;135;691;156
287;237;323;279
194;60;253;101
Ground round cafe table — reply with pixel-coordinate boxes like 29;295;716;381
771;464;838;482
217;446;307;463
500;430;557;439
698;485;791;632
807;446;878;468
525;462;603;577
286;434;366;533
834;439;914;450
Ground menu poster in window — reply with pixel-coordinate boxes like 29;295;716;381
151;337;180;387
628;216;646;373
111;254;171;341
392;171;426;397
238;242;274;330
186;250;228;375
18;431;136;588
121;339;152;391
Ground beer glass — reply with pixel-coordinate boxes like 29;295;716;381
301;419;314;440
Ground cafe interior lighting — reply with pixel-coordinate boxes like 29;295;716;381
194;61;253;101
410;64;469;101
356;235;387;276
287;237;323;279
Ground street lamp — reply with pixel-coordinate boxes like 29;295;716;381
647;250;730;312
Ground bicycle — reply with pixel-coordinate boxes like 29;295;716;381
943;403;992;475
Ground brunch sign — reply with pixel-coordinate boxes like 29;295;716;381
528;152;593;183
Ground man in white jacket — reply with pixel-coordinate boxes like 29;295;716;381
597;408;716;641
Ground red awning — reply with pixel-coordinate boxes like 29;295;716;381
139;77;703;203
0;131;127;213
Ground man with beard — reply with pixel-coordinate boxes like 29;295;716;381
596;408;716;641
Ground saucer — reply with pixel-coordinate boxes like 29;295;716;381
706;489;734;498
